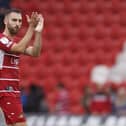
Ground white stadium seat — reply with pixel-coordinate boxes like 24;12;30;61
68;116;83;126
35;116;46;126
26;115;37;126
45;115;57;126
116;117;126;126
84;116;102;126
56;116;69;126
103;116;117;126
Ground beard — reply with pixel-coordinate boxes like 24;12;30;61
7;24;20;36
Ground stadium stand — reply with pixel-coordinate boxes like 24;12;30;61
11;0;126;122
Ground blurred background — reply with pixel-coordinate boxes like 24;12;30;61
1;0;126;126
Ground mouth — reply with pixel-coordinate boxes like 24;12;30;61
15;26;19;30
10;27;20;35
13;26;20;33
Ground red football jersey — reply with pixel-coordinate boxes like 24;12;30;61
0;33;20;93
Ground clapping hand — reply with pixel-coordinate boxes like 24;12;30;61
26;12;40;28
35;14;44;32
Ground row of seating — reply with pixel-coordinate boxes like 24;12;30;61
11;0;126;10
20;14;126;24
26;115;126;126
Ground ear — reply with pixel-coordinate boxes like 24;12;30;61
4;16;8;25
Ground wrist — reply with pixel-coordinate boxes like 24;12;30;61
35;31;42;34
28;24;35;30
34;21;43;32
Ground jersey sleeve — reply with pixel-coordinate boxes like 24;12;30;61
0;35;15;52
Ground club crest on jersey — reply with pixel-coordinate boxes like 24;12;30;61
0;37;12;47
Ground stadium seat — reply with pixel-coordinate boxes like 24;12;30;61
68;116;83;126
104;116;117;126
69;89;82;104
35;116;46;126
42;77;58;92
45;115;57;126
116;117;126;126
26;115;37;126
55;116;68;126
70;105;85;115
85;116;102;126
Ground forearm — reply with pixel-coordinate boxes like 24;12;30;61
11;25;34;53
18;26;34;49
32;32;42;56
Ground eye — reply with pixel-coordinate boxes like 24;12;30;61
19;19;22;23
12;19;17;22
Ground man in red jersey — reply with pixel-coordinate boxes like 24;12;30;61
0;8;44;126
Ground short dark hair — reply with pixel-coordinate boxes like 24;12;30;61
4;8;22;16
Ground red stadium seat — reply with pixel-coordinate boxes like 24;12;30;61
42;77;58;92
70;105;85;115
70;89;82;104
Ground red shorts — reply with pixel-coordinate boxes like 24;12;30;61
0;92;26;124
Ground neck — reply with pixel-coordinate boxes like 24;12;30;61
3;29;14;40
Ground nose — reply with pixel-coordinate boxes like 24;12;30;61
16;21;20;26
16;20;22;26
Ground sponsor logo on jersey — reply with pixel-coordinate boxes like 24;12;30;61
0;37;12;47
